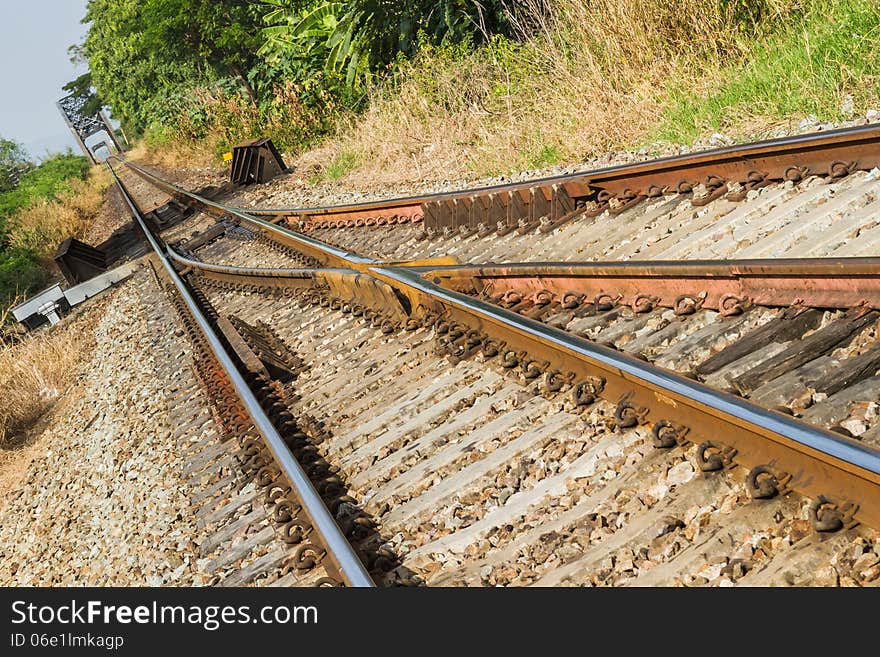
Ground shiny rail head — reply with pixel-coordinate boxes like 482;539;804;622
108;163;375;587
111;146;880;529
166;245;339;279
111;157;375;268
113;123;880;245
113;122;880;215
373;266;880;475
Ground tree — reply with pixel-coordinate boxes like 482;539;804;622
261;0;513;88
80;0;268;132
82;0;202;132
61;72;104;118
75;0;514;142
139;0;265;103
0;138;31;193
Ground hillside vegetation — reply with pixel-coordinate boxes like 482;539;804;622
0;151;107;446
0;152;106;314
74;0;880;182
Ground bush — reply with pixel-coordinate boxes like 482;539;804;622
0;153;91;233
0;154;104;318
0;248;46;312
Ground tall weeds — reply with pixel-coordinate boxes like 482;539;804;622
140;81;341;169
305;0;790;183
0;163;109;314
0;163;108;444
140;0;879;185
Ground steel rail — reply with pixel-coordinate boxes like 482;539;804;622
413;257;880;277
371;266;880;527
109;166;375;588
128;122;880;217
413;257;880;311
109;156;374;268
113;152;880;527
112;156;457;270
116;123;880;235
168;246;343;279
145;230;880;526
116;152;880;313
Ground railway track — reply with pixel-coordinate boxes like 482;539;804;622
124;122;880;264
106;126;880;586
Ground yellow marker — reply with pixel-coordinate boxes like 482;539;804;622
222;152;233;161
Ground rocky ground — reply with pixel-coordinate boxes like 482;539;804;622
0;157;329;586
82;176;131;246
198;282;880;587
0;271;207;585
0;267;314;586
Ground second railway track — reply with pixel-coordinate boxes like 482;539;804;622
106;130;880;586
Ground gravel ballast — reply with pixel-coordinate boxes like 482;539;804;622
0;269;209;585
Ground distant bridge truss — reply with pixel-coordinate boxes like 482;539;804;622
56;93;123;163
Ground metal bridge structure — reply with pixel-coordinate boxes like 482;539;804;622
56;93;123;163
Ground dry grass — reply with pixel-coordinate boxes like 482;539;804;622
292;0;809;185
0;310;99;447
137;0;871;188
137;0;773;182
0;164;111;447
7;166;110;261
0;304;103;498
127;137;216;171
136;81;341;170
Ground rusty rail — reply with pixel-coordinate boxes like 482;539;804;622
119;123;880;234
169;247;410;327
414;258;880;313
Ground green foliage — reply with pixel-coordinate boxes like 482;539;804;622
260;0;513;88
310;150;359;183
0;247;46;310
79;0;880;183
139;0;265;99
0;138;32;194
0;153;90;310
82;0;265;133
658;0;880;142
0;154;90;233
83;0;203;133
61;72;104;117
260;2;349;95
261;2;340;65
78;0;513;158
527;144;563;169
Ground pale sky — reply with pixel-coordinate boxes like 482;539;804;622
0;0;90;158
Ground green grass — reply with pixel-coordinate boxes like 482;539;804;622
527;144;564;169
658;0;880;143
0;152;91;315
0;153;90;230
310;150;359;183
0;248;44;309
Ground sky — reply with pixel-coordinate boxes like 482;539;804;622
0;0;90;159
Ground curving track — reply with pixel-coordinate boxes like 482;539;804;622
106;129;880;586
